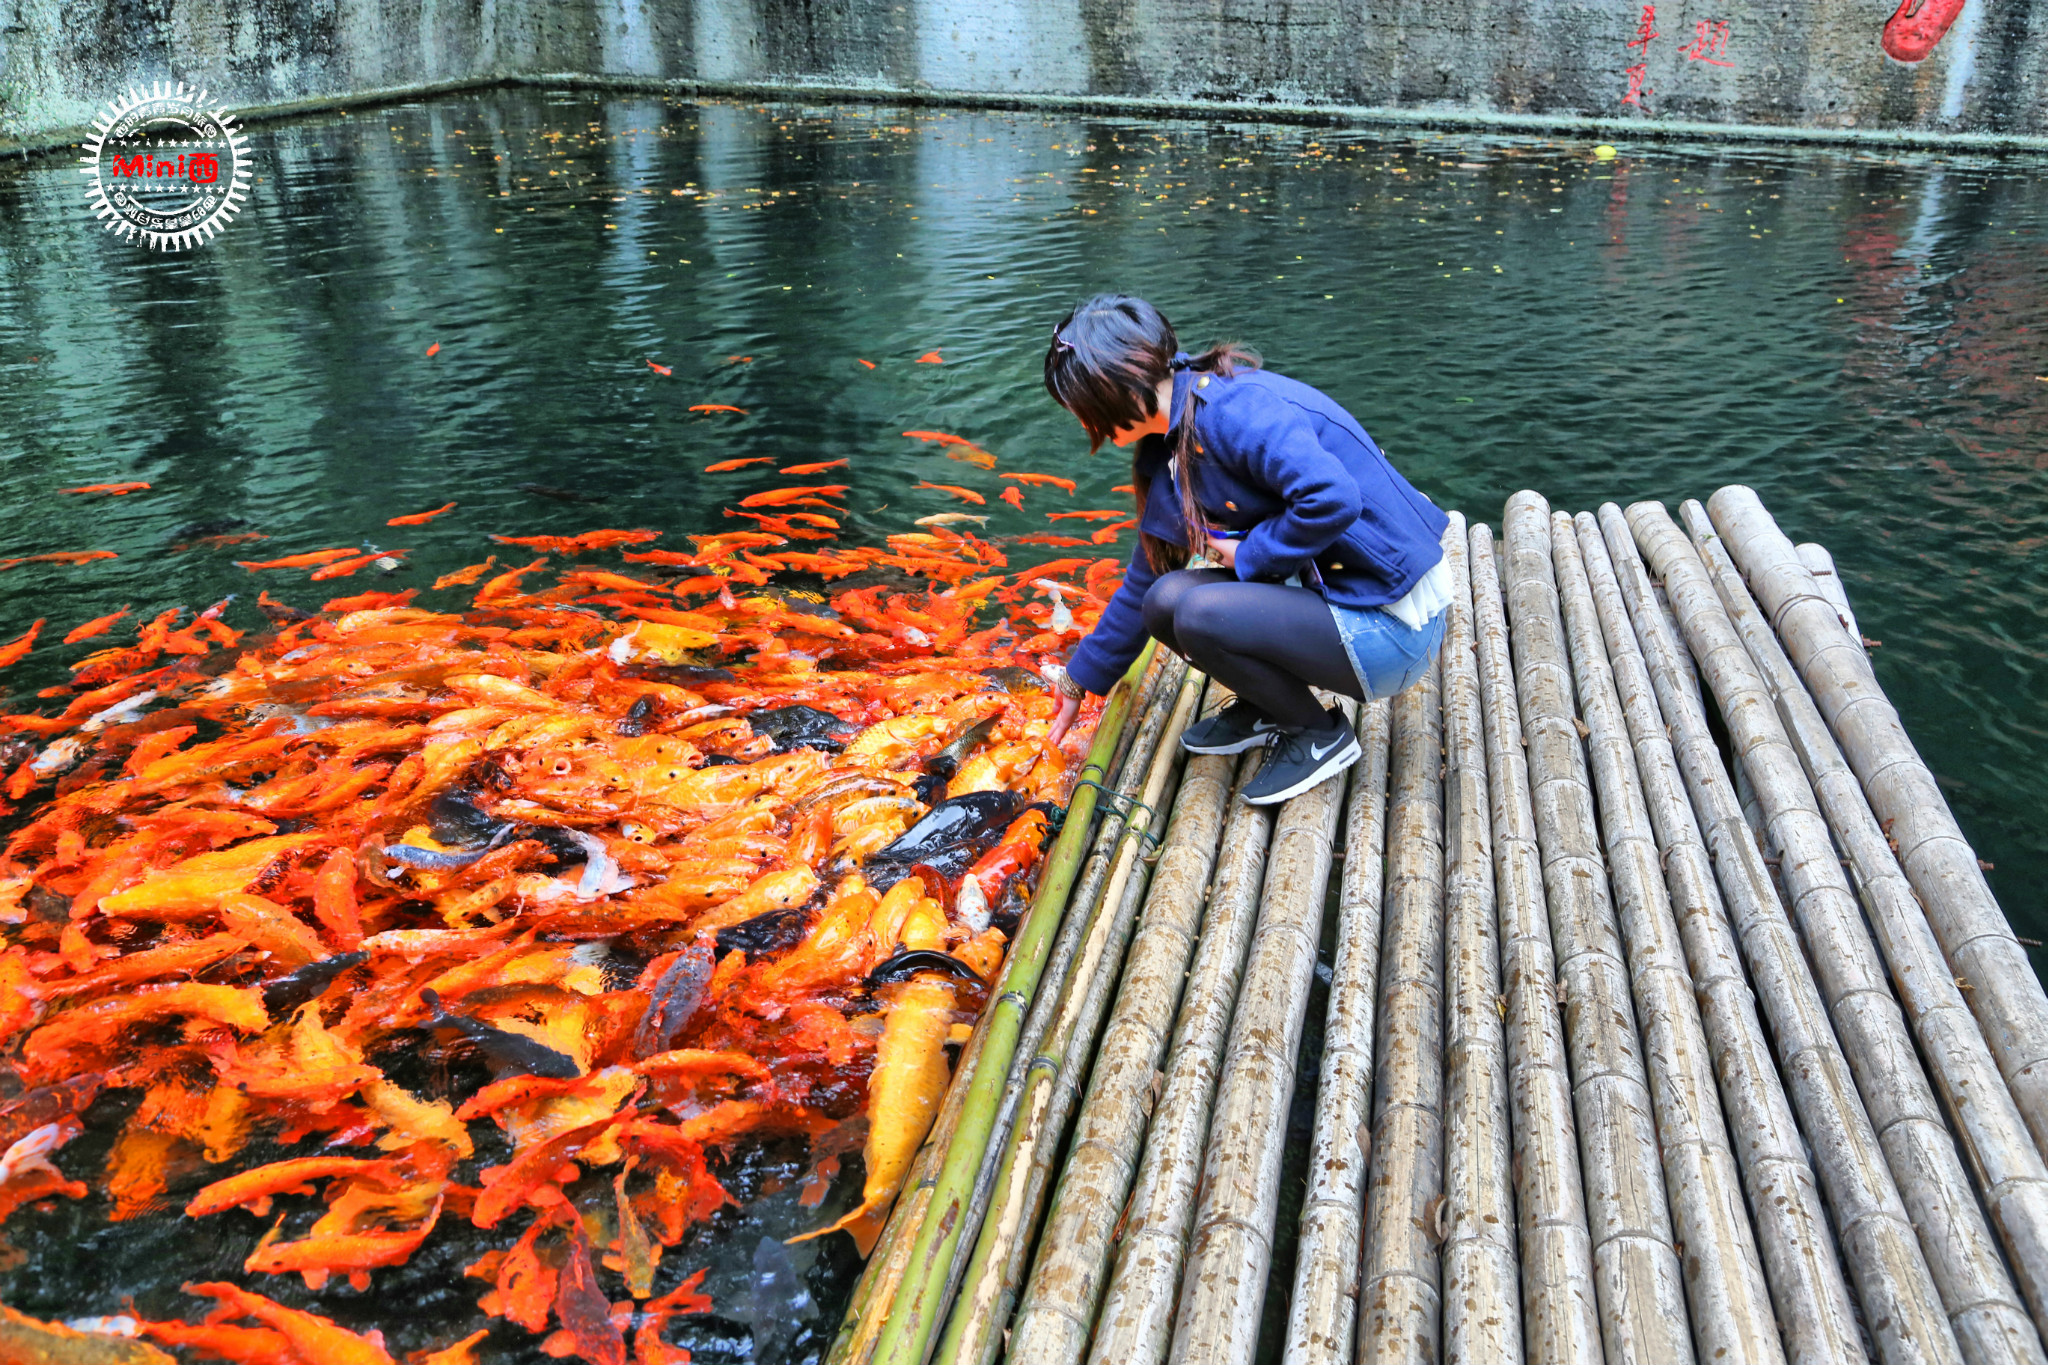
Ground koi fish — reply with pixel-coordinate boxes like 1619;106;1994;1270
915;351;942;363
183;1283;396;1365
1046;510;1127;521
172;532;269;552
186;1156;393;1218
490;530;661;553
705;458;775;473
235;548;359;571
1112;484;1136;493
999;487;1024;510
59;482;151;495
0;551;118;570
739;486;849;508
902;431;997;469
1000;473;1077;494
309;549;408;581
386;502;456;526
322;589;418;613
0;1304;174;1364
426;342;441;357
1091;520;1134;544
728;511;834;540
648;360;673;376
0;620;44;670
726;355;753;363
780;460;849;474
915;514;988;528
1013;533;1092;547
418;988;581;1078
915;482;985;505
689;404;748;415
856;358;878;371
432;556;497;589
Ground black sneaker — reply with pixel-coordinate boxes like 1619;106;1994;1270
1241;711;1361;806
1181;701;1283;755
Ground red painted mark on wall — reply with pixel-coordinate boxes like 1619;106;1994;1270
1682;20;1735;66
1623;6;1659;107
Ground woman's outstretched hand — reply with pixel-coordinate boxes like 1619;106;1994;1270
1207;535;1238;570
1047;692;1082;749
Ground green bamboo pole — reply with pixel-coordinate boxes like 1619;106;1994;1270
858;643;1160;1365
828;643;1157;1363
934;669;1204;1365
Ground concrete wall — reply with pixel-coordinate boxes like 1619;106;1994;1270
4;0;2044;143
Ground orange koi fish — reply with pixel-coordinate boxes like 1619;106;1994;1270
0;620;43;670
1013;533;1092;547
309;549;408;582
999;486;1025;510
739;486;849;508
688;404;748;415
65;609;131;645
620;549;699;567
426;342;441;357
915;482;985;505
857;358;876;369
1001;473;1077;494
59;481;151;495
323;589;418;613
235;548;359;571
386;502;456;526
186;1156;395;1218
490;529;661;554
915;351;942;363
780;460;849;475
0;551;118;570
727;511;834;541
704;458;774;473
901;430;996;468
432;556;496;590
172;531;269;552
1016;558;1095;582
647;360;673;376
1092;519;1136;544
1046;510;1127;521
183;1283;396;1365
726;355;753;364
1112;483;1136;493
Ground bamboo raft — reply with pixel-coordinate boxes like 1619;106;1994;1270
826;485;2048;1365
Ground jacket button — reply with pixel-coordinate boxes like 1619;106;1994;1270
1197;376;1210;388
1225;501;1237;511
1330;562;1344;570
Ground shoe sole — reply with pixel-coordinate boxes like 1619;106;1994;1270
1180;729;1277;756
1242;735;1363;806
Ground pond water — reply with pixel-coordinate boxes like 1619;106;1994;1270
2;89;2046;1362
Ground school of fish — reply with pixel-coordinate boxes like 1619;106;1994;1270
0;468;1132;1362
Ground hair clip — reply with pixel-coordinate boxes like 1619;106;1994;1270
1051;326;1075;353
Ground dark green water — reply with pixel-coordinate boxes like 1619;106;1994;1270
2;90;2047;1358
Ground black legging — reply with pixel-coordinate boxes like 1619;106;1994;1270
1141;569;1363;729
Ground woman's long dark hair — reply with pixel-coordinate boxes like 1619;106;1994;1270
1044;295;1258;572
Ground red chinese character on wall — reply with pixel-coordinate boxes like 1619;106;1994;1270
188;153;219;184
1623;63;1652;106
1626;5;1661;51
1682;19;1735;66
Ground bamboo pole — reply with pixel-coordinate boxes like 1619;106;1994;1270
1550;511;1783;1365
1503;491;1694;1365
844;643;1160;1365
935;670;1206;1365
1280;695;1393;1365
1086;758;1275;1365
1170;699;1355;1365
1584;505;1867;1365
1354;643;1447;1365
1794;542;1868;663
1003;740;1242;1365
1434;513;1522;1365
1684;502;2048;1362
1705;486;2048;1163
1469;523;1604;1365
926;650;1185;1304
1626;502;1967;1365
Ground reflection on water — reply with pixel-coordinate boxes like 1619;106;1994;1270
1;91;2046;1359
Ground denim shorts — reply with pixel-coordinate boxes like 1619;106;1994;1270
1329;602;1447;701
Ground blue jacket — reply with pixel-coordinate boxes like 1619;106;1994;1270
1064;362;1448;696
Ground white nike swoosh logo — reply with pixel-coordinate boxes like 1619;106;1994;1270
1310;738;1343;759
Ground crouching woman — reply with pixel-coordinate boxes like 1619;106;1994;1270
1041;294;1451;806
